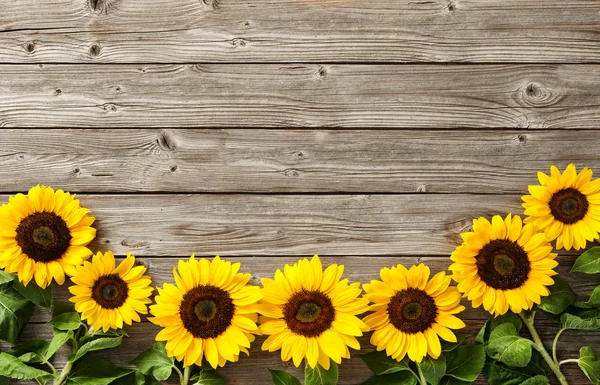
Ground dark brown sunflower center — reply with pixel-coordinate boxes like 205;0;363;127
180;285;235;339
388;288;437;334
15;212;71;263
283;290;335;337
476;239;530;290
549;188;589;224
91;274;129;309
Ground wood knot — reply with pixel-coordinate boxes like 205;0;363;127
231;38;247;48
170;165;178;172
24;42;36;54
518;81;562;107
318;67;327;78
417;184;427;193
54;89;62;96
515;134;528;144
157;130;177;151
89;43;101;57
446;1;457;12
89;0;118;13
121;239;149;249
283;168;300;177
103;103;117;112
201;0;219;8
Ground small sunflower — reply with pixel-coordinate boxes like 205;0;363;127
0;185;96;288
69;251;153;332
258;255;369;369
450;214;558;316
149;256;262;369
522;163;600;250
363;264;465;363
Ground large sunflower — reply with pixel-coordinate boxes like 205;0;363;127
363;264;465;363
258;255;369;369
450;214;558;316
69;251;153;332
0;185;96;288
522;163;600;250
149;256;262;369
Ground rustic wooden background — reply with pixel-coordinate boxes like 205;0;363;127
2;0;600;384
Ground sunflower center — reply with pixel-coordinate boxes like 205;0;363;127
194;300;218;322
476;239;530;290
283;290;335;338
15;212;71;263
92;274;129;309
549;188;589;224
388;288;437;334
180;285;235;339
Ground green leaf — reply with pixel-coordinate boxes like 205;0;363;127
12;280;52;308
0;352;51;380
48;312;82;331
583;286;600;309
579;346;600;384
269;370;301;385
7;340;49;363
418;355;446;385
572;247;600;274
52;300;75;317
111;371;161;385
191;370;227;385
476;313;522;344
445;344;485;382
361;351;412;375
0;271;15;285
68;336;123;363
520;375;550;385
45;329;73;360
560;312;600;330
438;377;470;385
360;372;417;385
305;361;338;385
66;355;131;385
537;277;576;315
486;323;533;367
0;285;34;344
131;342;175;381
483;350;551;385
441;334;467;352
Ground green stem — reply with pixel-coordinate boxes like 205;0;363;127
416;363;427;385
180;366;191;385
43;359;57;375
559;359;580;366
553;328;565;364
519;311;569;385
55;361;73;385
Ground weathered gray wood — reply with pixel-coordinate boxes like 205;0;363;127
2;129;600;194
25;255;600;323
0;193;533;256
1;0;600;63
2;65;600;128
6;319;590;384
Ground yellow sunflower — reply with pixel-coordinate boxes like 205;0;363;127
0;185;96;288
450;214;558;316
363;264;465;363
69;251;153;332
149;256;262;369
258;255;369;369
522;163;600;250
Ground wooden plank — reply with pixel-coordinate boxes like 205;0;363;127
2;129;600;193
26;255;600;323
1;0;600;63
4;319;591;385
0;193;533;256
1;64;600;128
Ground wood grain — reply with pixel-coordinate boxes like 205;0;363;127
0;193;533;256
2;64;600;128
2;129;600;194
1;0;600;63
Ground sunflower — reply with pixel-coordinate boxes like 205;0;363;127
258;255;369;369
522;163;600;250
450;214;558;316
69;251;153;332
0;185;96;288
149;256;262;369
362;264;465;363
